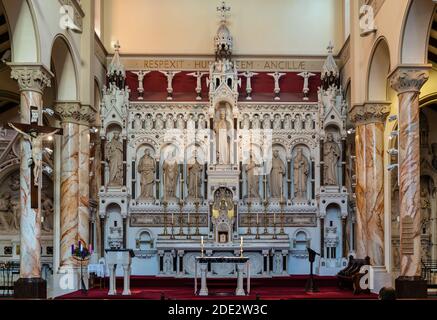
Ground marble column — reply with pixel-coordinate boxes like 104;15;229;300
389;67;430;278
55;102;94;268
350;102;390;266
10;65;52;297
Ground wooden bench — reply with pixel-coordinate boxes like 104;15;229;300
337;255;370;294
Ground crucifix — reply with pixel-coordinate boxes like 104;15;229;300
8;108;63;208
217;1;230;23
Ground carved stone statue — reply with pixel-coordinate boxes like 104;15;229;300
138;149;156;200
0;192;11;231
305;114;313;130
9;199;20;231
187;114;196;130
323;133;340;186
293;148;309;201
215;107;232;164
246;154;260;198
106;131;124;186
294;114;302;131
273;114;282;130
41;194;54;232
155;114;164;130
252;114;261;129
164;253;173;273
274;253;282;274
165;114;174;129
133;114;143;129
420;188;431;235
163;150;179;199
283;114;291;130
198;114;206;129
187;155;203;199
144;114;153;130
270;150;285;198
176;114;185;130
262;114;271;129
241;114;250;129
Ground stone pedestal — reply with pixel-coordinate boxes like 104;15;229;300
199;262;208;296
395;276;427;299
235;263;246;296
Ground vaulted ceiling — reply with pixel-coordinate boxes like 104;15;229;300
428;9;437;66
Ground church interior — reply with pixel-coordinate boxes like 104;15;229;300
0;0;437;301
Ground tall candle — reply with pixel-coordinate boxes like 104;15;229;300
240;236;243;247
256;212;259;224
201;236;204;246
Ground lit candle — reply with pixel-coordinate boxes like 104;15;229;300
171;212;174;225
256;212;259;224
274;212;276;224
201;236;204;246
240;236;243;247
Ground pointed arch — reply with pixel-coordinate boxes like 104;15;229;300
367;37;391;101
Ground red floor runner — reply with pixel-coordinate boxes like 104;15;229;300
57;276;378;300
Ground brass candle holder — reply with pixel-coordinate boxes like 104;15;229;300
178;199;185;236
263;199;269;235
194;199;200;236
279;199;286;235
246;201;252;235
161;200;168;236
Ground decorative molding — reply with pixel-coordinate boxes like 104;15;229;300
58;0;84;29
349;102;391;125
54;101;95;125
389;65;431;94
8;64;53;93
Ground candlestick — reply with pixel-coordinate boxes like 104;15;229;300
240;236;244;257
201;236;204;257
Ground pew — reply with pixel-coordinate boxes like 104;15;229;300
337;255;370;294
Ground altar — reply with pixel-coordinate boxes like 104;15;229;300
194;256;250;296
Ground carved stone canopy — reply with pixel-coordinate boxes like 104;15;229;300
9;64;53;93
389;65;431;94
349;102;391;126
54;101;96;126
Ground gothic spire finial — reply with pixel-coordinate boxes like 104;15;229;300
327;41;334;54
114;40;121;52
217;1;230;23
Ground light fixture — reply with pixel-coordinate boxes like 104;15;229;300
44;147;53;155
42;164;53;175
89;127;99;133
43;107;55;116
387;164;398;171
389;131;399;140
388;114;397;122
46;135;54;141
387;148;398;156
347;128;355;135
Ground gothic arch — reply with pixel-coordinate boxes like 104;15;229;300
50;34;78;101
367;37;391;101
400;0;436;64
1;0;39;63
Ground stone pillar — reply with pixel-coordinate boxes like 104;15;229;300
55;102;94;268
10;64;52;298
350;102;390;266
389;66;430;297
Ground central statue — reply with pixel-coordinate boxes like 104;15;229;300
214;105;232;164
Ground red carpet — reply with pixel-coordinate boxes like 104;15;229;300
57;276;378;300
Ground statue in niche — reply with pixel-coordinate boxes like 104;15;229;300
176;114;185;130
133;114;143;129
106;131;123;186
252;115;261;129
7;199;19;231
323;133;341;186
41;193;54;232
274;253;282;274
162;149;179;199
144;114;153;130
138;149;156;200
393;246;400;269
305;114;313;130
420;188;431;235
283;114;292;130
270;150;285;198
155;114;164;130
0;192;11;230
293;148;309;201
187;153;203;199
246;153;261;198
163;253;173;273
187;114;196;130
294;114;302;130
241;114;250;130
262;114;271;129
165;114;174;129
198;114;206;129
214;106;232;164
273;114;282;130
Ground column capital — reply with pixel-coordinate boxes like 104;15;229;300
349;101;391;126
389;65;431;94
54;101;95;126
8;63;53;93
